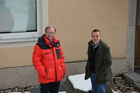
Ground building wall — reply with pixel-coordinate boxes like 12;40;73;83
0;0;129;89
0;0;128;68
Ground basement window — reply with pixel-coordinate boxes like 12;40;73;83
0;0;41;43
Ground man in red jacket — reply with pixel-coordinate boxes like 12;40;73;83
32;26;66;93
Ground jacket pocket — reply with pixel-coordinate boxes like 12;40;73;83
44;51;52;54
96;73;107;82
58;66;65;78
45;69;55;80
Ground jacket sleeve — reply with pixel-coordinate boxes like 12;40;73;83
60;45;66;75
99;47;112;75
32;45;46;77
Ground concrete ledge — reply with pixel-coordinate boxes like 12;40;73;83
123;72;140;88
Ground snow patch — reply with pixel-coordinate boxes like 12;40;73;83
68;73;92;92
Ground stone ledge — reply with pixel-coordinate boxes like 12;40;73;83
135;83;140;89
123;72;140;88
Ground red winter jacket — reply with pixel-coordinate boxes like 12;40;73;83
32;34;66;83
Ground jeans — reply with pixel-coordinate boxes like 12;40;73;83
40;81;60;93
90;73;106;93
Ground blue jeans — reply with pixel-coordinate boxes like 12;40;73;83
90;73;106;93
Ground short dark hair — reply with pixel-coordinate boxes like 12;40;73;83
91;29;101;35
45;26;56;33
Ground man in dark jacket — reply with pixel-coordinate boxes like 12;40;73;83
85;29;113;93
32;26;66;93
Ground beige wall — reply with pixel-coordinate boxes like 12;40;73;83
0;0;128;68
49;0;128;60
0;46;33;68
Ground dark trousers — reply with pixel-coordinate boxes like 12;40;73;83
40;81;60;93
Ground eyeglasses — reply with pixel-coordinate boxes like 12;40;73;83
46;32;55;34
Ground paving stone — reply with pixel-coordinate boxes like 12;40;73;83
59;84;66;91
29;87;40;93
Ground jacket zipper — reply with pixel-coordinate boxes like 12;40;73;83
52;47;58;82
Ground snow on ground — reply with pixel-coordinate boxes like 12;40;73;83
68;73;92;92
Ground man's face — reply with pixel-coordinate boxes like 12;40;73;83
91;32;101;45
45;27;55;41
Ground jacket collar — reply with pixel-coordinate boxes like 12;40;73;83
88;40;103;53
43;34;59;45
37;34;59;47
